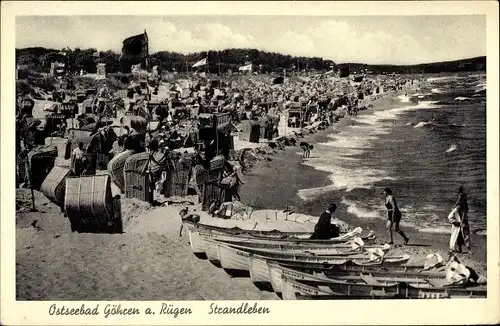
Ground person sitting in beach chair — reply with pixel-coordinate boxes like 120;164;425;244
310;203;340;240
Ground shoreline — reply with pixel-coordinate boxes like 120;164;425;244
239;89;487;270
15;86;486;301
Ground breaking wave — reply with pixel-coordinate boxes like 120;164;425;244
446;144;457;152
414;121;433;128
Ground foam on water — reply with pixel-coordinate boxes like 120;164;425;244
341;198;382;219
419;226;453;234
431;88;444;94
297;100;441;200
454;97;471;101
414;121;433;128
446;144;458;153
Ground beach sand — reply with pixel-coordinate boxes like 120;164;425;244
15;91;486;301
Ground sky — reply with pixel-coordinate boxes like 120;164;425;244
16;15;486;65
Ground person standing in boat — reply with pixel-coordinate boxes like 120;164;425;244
382;187;410;245
454;186;472;254
310;203;340;240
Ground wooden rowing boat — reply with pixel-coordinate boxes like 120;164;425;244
187;226;373;256
267;261;448;295
281;275;486;300
214;240;410;276
215;238;383;251
183;220;313;238
183;220;374;242
187;227;357;258
222;241;389;257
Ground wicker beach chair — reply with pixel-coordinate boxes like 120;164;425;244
64;175;119;233
40;166;72;207
27;146;58;190
107;149;135;193
123;152;153;203
166;155;193;197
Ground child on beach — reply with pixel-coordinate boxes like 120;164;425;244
300;142;313;158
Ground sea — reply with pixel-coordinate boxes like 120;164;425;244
297;72;487;235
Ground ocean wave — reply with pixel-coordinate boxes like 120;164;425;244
418;226;452;234
341;198;382;219
299;161;395;193
405;122;412;126
446;144;458;153
297;185;338;201
468;73;486;78
431;88;444;94
426;76;458;82
414;121;433;128
454;96;471;101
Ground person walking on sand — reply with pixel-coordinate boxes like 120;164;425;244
382;187;410;245
454;186;472;254
448;203;466;254
310;203;340;240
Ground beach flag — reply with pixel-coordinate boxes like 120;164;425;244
192;57;208;68
238;63;252;72
121;31;149;58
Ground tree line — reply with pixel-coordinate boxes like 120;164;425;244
16;46;485;75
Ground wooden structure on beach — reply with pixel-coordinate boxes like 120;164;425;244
64;175;121;233
40;166;72;207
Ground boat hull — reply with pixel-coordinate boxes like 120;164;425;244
204;238;221;266
188;229;207;258
217;242;251;276
249;256;272;289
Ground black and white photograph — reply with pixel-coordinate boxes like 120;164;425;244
1;1;499;325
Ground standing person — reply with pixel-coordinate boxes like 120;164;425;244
178;207;200;237
72;142;85;176
455;186;472;254
448;203;466;254
310;203;340;240
300;141;313;158
382;187;410;245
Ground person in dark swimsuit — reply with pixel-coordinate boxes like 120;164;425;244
383;187;409;245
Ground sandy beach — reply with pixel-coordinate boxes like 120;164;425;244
16;90;486;301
